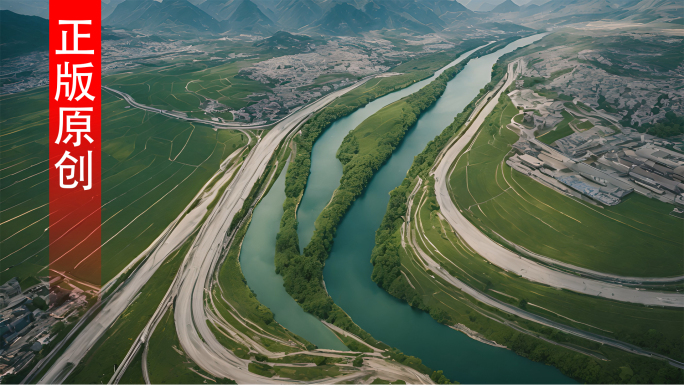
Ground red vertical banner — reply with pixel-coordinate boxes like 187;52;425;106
49;1;102;290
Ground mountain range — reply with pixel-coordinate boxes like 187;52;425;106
1;0;677;38
103;0;222;33
223;0;276;34
274;0;323;30
0;0;48;19
101;0;470;36
0;10;49;59
253;30;319;53
491;0;520;13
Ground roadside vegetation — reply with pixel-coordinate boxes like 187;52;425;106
147;309;237;384
370;57;507;314
277;58;466;319
269;46;508;385
369;60;683;382
64;233;195;383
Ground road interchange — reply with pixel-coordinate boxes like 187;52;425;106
37;55;683;385
41;75;432;384
169;75;377;382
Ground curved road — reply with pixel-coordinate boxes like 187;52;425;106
164;76;377;382
431;60;684;308
407;178;684;369
37;150;246;384
39;77;374;384
106;86;314;130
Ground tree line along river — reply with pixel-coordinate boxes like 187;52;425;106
240;34;574;383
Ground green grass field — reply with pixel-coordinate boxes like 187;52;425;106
448;95;683;277
148;308;235;384
348;100;408;156
390;185;684;381
577;120;594;130
0;88;247;285
536;109;574;144
414;189;683;353
0;87;51;287
117;347;145;384
273;364;342;381
104;57;271;119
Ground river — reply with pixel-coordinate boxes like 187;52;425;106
298;33;574;383
239;163;349;351
241;34;574;382
239;44;485;352
296;44;484;247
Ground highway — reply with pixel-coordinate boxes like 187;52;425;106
407;178;684;369
37;150;246;384
169;76;376;382
40;73;418;384
39;77;373;383
431;60;684;308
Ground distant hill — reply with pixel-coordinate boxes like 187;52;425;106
364;1;436;34
251;0;279;21
199;0;242;21
491;0;520;13
612;0;683;23
522;0;615;16
275;0;324;30
423;0;472;16
312;3;375;35
104;0;222;34
0;0;48;19
222;0;276;34
253;31;317;53
376;0;447;31
422;0;474;23
489;0;648;27
478;2;498;12
103;0;157;27
463;0;505;11
200;0;277;22
0;10;49;59
102;0;126;19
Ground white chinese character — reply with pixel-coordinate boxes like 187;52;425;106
55;62;94;101
55;150;92;190
56;20;94;55
57;107;94;147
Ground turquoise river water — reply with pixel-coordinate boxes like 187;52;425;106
241;34;575;383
